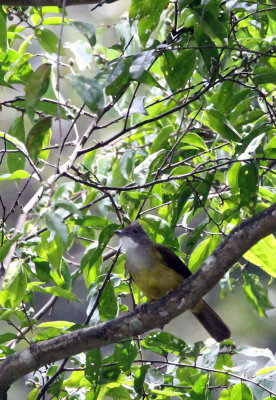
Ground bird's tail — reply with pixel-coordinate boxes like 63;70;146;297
192;300;230;342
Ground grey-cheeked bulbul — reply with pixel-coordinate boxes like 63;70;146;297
115;220;230;342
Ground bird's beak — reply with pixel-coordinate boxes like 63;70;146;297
114;229;122;236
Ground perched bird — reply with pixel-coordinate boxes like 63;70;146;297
115;220;230;342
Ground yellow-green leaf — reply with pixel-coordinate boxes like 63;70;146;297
244;235;276;277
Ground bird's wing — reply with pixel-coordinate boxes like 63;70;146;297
156;243;192;279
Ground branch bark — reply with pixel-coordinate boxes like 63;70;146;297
0;203;275;398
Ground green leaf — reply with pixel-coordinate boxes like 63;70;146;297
35;328;64;341
99;364;120;385
35;27;65;55
137;70;162;88
265;135;276;158
244;235;276;278
230;383;253;400
238;162;259;208
0;333;18;345
54;200;82;218
25;64;51;121
134;365;150;394
35;231;63;272
203;108;241;142
0;12;8;52
161;49;196;92
181;132;208;150
142;331;188;356
26;389;40;400
195;27;218;72
98;281;118;322
133;150;165;185
26;117;52;161
256;366;276;376
114;341;138;372
77;215;110;228
5;53;33;84
105;57;132;97
150;125;174;154
7;117;25;173
191;374;208;400
253;71;276;85
70;21;96;47
130;50;155;80
243;272;274;317
38;321;75;329
81;223;118;271
0;261;27;308
0;170;30;180
67;74;104;114
28;284;80;302
227;162;241;194
120;149;135;179
45;212;69;249
0;234;21;263
85;349;102;384
129;0;169;45
171;184;192;229
189;235;221;273
42;17;69;25
193;172;214;210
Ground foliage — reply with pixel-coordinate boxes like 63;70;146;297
0;1;276;399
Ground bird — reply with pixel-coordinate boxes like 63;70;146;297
115;220;230;342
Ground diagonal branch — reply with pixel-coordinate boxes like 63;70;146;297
0;203;275;397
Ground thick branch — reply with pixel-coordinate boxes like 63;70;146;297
0;203;275;397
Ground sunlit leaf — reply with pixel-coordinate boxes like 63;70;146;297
28;284;80;302
35;27;65;55
189;235;221;273
203;108;241;143
0;261;27;308
244;235;276;278
0;170;30;180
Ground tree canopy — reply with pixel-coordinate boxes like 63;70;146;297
0;1;276;399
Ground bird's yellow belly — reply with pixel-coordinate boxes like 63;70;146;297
129;262;183;300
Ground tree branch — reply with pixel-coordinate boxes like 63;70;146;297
0;203;275;397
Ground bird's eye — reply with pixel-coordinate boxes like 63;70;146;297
133;228;138;234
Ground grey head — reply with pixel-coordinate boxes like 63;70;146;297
115;220;151;252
